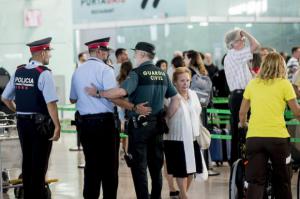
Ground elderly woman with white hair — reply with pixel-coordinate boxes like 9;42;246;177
223;29;260;165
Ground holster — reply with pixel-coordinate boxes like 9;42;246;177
35;114;54;138
72;111;82;127
129;113;168;134
123;120;129;135
130;115;147;129
113;107;121;133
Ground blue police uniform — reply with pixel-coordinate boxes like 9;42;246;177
1;37;58;199
70;37;119;199
70;57;116;115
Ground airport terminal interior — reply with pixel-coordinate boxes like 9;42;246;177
0;0;300;198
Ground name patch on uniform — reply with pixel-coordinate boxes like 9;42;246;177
143;70;166;81
15;77;34;88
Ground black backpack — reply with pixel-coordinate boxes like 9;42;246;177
0;67;12;114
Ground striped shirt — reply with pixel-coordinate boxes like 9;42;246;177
287;57;299;81
224;46;253;92
292;69;300;87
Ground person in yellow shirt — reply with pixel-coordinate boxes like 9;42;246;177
239;52;300;199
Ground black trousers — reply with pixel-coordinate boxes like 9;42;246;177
17;118;53;199
128;120;164;199
246;137;292;199
228;90;244;165
79;114;119;199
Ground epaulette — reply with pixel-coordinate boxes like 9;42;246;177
35;65;51;74
16;64;26;69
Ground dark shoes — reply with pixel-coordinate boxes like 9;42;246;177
170;191;180;199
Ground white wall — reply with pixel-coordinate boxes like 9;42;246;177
0;0;74;104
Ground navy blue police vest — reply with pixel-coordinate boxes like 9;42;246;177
14;65;50;114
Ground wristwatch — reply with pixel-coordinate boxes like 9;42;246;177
132;104;137;112
96;90;101;98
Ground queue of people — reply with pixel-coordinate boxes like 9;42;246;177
1;28;300;199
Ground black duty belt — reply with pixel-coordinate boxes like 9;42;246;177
231;89;244;94
131;114;159;122
17;114;49;120
129;113;166;129
80;112;114;120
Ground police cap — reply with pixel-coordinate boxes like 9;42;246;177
132;42;156;55
85;37;111;51
26;37;53;53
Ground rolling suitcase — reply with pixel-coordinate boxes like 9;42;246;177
209;127;231;166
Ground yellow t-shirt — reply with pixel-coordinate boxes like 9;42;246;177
244;78;296;138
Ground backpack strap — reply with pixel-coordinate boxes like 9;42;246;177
189;66;198;76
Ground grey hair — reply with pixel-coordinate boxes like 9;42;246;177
138;50;154;60
224;29;240;49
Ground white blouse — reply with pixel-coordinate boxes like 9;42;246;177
165;89;202;141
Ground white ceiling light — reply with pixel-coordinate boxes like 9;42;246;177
199;22;209;27
228;0;268;16
187;24;194;29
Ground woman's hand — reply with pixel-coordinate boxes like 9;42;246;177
239;98;250;127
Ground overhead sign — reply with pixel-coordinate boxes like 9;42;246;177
73;0;186;24
24;9;42;27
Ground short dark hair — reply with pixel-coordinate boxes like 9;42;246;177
171;56;184;68
155;59;168;68
183;51;189;57
78;52;86;60
115;48;126;58
292;47;300;54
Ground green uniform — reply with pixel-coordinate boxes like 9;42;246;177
121;60;177;199
121;61;177;116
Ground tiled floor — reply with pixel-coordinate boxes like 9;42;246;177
2;133;299;198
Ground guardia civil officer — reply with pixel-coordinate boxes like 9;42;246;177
1;37;61;199
70;37;151;199
85;42;180;199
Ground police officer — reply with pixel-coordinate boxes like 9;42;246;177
85;41;180;199
1;37;60;199
70;37;150;199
